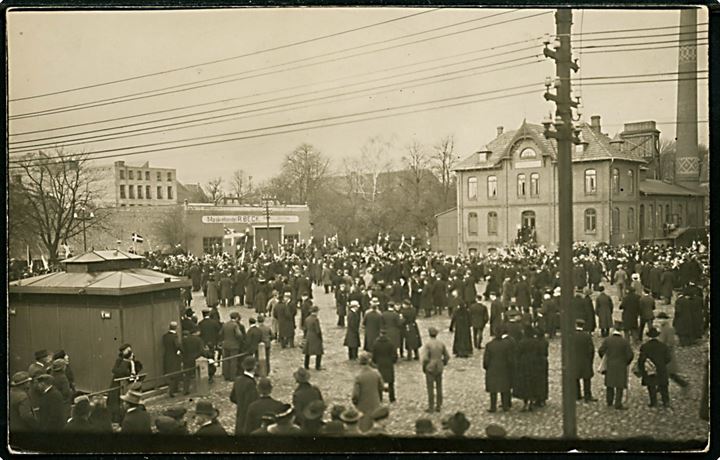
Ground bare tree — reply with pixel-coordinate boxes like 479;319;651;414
282;143;330;204
344;136;395;202
205;176;224;204
154;206;188;249
10;149;105;262
229;169;255;203
431;134;459;206
402;140;430;200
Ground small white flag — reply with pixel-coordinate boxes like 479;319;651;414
131;233;144;243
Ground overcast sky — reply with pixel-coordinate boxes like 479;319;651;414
8;7;709;186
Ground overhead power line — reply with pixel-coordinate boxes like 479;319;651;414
10;50;543;149
581;41;708;55
558;22;709;36
8;8;441;102
9;82;546;167
10;36;543;138
577;35;708;50
8;58;545;154
10;10;551;120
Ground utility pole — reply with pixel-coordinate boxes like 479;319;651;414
261;195;275;252
73;206;94;253
543;8;581;439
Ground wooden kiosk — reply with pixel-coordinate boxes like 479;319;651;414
8;250;191;393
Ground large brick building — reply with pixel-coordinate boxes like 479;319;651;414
447;116;705;254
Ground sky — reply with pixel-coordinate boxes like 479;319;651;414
7;7;709;186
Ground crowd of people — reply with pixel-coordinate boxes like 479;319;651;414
10;237;710;437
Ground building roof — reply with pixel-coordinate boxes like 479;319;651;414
434;207;457;218
8;267;190;296
454;119;646;172
63;249;143;264
639;179;704;197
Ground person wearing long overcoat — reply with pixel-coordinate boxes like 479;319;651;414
595;286;614;337
515;276;531;310
649;265;662;299
598;330;634;410
462;276;477;305
303;308;324;370
513;328;546;411
673;291;694;346
35;375;67;432
587;261;603;291
582;289;597;332
638;328;672;407
380;306;403;352
450;303;473;358
276;293;297;348
161;323;183;397
352;354;384;422
420;279;434;318
344;302;362;360
432;277;448;315
363;301;383;352
206;276;220;308
659;267;674;304
573;263;587;289
400;301;422;360
468;295;489;350
620;290;640;342
688;289;704;341
220;273;234;307
571;320;596;402
372;331;398;402
234;268;248;306
254;280;269;314
230;357;259;435
188;264;202;291
483;331;516;412
489;293;505;337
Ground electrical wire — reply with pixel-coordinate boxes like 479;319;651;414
9;58;544;153
9;10;551;120
10;51;543;148
581;42;708;55
9;36;543;137
8;8;441;102
558;22;708;36
577;36;708;50
8;83;547;167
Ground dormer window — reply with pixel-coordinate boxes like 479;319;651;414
477;152;488;162
519;147;537;159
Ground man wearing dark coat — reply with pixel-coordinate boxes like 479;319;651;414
659;266;675;305
303;307;324;370
363;299;383;352
638;289;656;341
432;276;448;316
462;275;477;305
638;327;672;407
35;374;67;432
673;289;694;346
581;288;597;332
514;276;531;310
120;390;152;434
230;357;259;435
598;328;634;410
450;303;473;358
245;318;264;360
400;299;422;360
514;327;546;411
344;301;362;360
489;293;505;337
649;264;662;299
108;344;143;423
162;322;183;397
620;290;641;343
199;309;222;352
372;329;398;403
595;286;614;337
182;329;206;395
483;328;516;412
220;272;235;307
380;304;403;354
188;263;202;291
420;278;434;318
276;292;297;349
571;319;597;402
194;401;228;436
292;368;324;427
234;268;248;306
244;378;286;433
220;312;245;381
10;372;38;433
468;295;489;350
335;284;349;327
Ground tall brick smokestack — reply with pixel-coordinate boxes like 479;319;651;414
674;9;699;188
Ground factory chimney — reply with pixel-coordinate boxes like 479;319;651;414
674;8;700;189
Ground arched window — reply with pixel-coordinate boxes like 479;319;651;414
519;147;537;159
628;207;635;231
665;204;670;223
521;210;536;229
487;176;497;199
612;207;620;233
584;208;597;233
468;212;479;236
648;204;654;230
584;169;597;194
530;173;539;196
627;169;635;194
517;173;527;197
467;176;478;200
488;212;498;235
612;168;620;194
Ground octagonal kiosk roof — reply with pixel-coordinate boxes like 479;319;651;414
9;249;191;295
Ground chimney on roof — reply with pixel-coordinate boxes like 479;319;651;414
496;126;504;136
590;115;601;134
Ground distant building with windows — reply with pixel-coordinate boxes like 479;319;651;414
92;160;179;207
444;116;705;254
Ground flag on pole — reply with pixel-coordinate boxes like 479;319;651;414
41;254;49;270
131;233;144;243
62;242;71;258
26;245;33;271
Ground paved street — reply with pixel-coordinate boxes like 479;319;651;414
147;282;709;440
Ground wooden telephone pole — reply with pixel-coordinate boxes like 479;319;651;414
543;8;581;439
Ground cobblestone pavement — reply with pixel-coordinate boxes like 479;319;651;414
146;283;709;441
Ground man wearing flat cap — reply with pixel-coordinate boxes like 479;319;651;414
10;371;38;433
420;327;450;413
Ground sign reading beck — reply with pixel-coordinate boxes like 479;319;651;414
201;215;300;224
